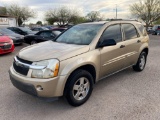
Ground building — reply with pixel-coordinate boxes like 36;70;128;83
0;6;17;27
0;15;17;27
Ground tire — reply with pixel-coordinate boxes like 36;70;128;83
133;51;147;72
30;40;37;45
65;69;94;107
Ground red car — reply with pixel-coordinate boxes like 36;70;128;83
0;34;14;55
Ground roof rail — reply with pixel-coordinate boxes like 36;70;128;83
110;19;138;22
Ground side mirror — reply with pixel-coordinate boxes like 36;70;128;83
98;39;117;47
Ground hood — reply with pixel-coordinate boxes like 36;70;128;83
3;33;24;38
0;36;11;42
18;41;90;61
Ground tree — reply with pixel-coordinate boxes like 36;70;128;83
5;4;35;26
36;21;42;25
45;6;82;25
130;0;160;29
0;7;7;15
86;11;102;22
154;19;160;24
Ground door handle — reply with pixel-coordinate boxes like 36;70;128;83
137;40;141;43
120;45;125;48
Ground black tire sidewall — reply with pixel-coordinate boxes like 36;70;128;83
138;52;147;71
66;70;94;106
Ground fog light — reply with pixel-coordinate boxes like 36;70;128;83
36;85;43;91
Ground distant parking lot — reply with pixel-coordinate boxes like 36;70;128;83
0;35;160;120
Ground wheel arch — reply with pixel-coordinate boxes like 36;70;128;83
142;47;149;55
63;64;96;96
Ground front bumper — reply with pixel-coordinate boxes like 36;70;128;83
0;45;14;54
9;66;67;97
10;74;37;96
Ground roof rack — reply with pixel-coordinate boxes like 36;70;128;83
110;19;138;22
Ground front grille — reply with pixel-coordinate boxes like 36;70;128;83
0;44;12;50
13;57;32;76
17;56;32;64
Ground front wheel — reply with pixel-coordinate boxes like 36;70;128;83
133;51;147;72
65;70;93;107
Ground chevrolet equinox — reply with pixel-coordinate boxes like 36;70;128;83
9;20;149;106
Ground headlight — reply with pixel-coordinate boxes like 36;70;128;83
9;36;16;39
31;59;59;79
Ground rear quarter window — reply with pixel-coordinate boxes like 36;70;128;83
137;24;147;36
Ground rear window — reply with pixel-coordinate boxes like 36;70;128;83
137;24;147;36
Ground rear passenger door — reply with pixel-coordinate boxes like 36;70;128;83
121;23;141;67
99;24;126;78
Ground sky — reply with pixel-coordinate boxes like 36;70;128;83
0;0;139;24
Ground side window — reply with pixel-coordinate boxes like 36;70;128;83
40;32;52;37
137;24;147;36
101;24;122;43
122;24;139;40
8;27;13;30
15;28;20;31
33;28;38;31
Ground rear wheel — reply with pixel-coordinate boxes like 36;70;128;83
133;51;147;72
65;69;93;107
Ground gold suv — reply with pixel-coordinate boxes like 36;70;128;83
9;20;149;106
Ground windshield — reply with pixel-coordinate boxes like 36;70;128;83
19;27;32;32
0;28;15;34
55;24;103;45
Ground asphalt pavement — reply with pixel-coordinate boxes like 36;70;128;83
0;35;160;120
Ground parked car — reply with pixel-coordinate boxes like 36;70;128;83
0;28;24;45
52;27;67;32
9;20;149;106
8;27;37;36
0;33;14;54
147;27;152;34
31;27;49;32
151;25;160;35
44;25;55;30
24;30;61;45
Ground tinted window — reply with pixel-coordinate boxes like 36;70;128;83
122;24;139;40
19;27;32;32
40;31;53;37
33;28;39;31
8;27;13;30
101;24;122;43
14;28;21;31
0;28;15;34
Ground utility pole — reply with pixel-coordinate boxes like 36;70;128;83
116;4;117;19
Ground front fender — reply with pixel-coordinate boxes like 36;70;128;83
59;49;101;81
